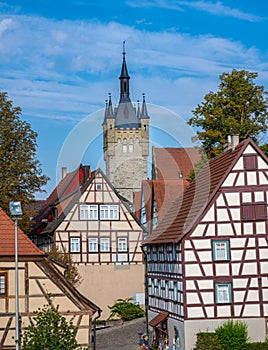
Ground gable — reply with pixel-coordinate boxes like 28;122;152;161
222;144;268;187
57;170;141;232
190;141;268;239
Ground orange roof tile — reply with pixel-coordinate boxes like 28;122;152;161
145;139;253;244
0;208;44;256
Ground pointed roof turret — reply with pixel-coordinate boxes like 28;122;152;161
115;42;141;129
107;93;114;117
119;41;131;103
141;93;149;118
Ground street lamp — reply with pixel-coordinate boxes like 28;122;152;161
9;201;22;350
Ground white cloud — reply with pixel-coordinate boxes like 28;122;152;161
126;0;264;22
0;13;267;125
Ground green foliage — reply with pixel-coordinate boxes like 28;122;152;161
187;156;207;182
215;320;249;350
260;143;268;157
0;92;49;232
48;246;82;287
21;304;87;350
188;70;268;159
108;297;145;321
195;332;221;350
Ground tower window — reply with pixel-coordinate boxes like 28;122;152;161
123;144;127;153
144;125;147;131
129;144;134;152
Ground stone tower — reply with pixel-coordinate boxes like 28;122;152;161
103;45;150;202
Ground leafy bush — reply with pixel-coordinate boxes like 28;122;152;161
108;297;145;321
215;320;248;350
195;332;221;350
21;304;87;350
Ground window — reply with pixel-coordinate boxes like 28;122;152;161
117;237;128;252
241;203;267;221
150;279;155;295
216;282;232;303
173;281;178;301
243;155;257;170
100;238;110;252
129;144;134;152
157;280;161;297
212;240;230;261
165;281;169;299
80;204;98;220
123;144;127;153
100;205;119;220
88;238;98;252
0;272;7;296
96;184;102;191
70;237;80;253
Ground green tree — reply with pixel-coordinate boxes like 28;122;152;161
48;246;83;287
0;92;48;232
21;304;87;350
188;70;268;159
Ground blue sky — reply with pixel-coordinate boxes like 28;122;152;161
1;1;268;197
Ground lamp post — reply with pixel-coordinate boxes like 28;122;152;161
9;201;22;350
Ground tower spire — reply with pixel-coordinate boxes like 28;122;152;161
119;41;130;103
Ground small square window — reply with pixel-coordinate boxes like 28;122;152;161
216;282;232;303
212;240;230;261
88;238;98;252
96;184;102;191
70;237;80;253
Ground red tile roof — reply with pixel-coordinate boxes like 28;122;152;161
153;147;201;181
0;208;44;256
33;165;92;233
145;139;253;244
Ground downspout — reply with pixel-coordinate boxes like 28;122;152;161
92;308;102;350
141;244;149;335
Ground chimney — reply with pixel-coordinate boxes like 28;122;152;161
83;165;91;184
62;167;67;179
226;135;239;151
231;135;239;150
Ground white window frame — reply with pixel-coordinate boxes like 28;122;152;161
80;204;98;220
213;240;230;261
70;237;80;253
123;144;127;153
88;237;98;252
96;184;102;191
100;205;119;220
117;237;128;252
129;144;134;153
100;237;110;252
216;282;232;303
0;273;7;295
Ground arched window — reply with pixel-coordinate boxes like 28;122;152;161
123;138;127;153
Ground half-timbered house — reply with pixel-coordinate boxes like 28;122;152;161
0;208;100;349
33;166;145;318
144;137;268;350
